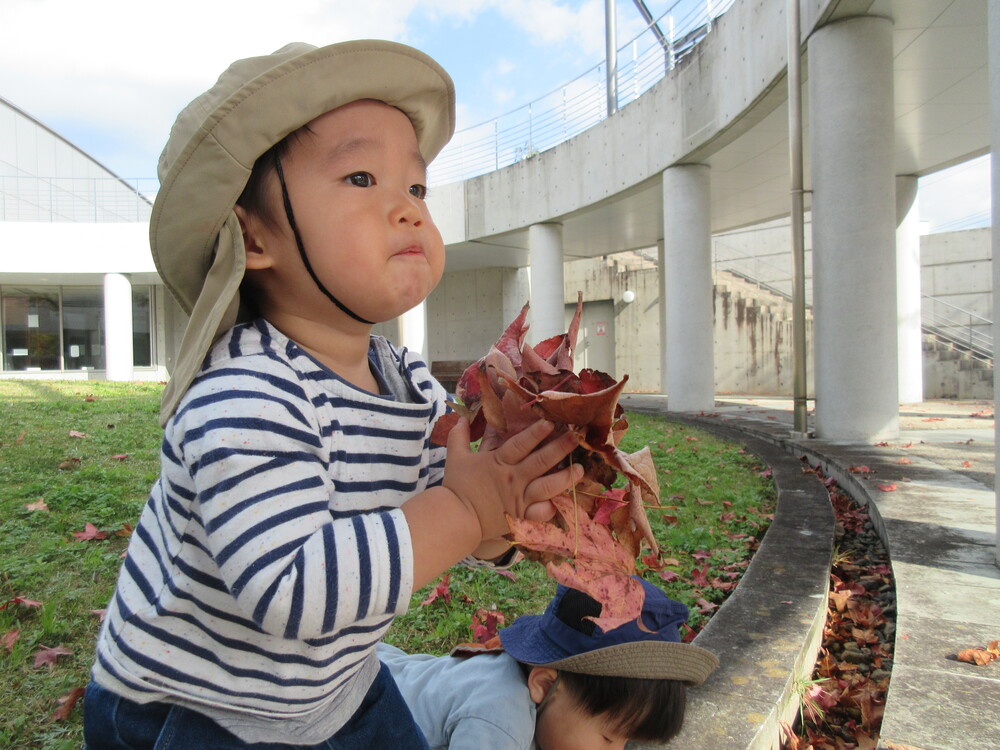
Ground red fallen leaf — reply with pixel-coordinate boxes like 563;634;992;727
57;457;81;470
694;597;718;615
470;608;506;643
592;488;628;525
72;523;109;542
51;686;86;722
15;431;26;444
848;465;872;474
89;609;107;621
874;441;890;447
641;553;665;570
420;573;451;607
0;596;42;610
680;623;698;643
661;514;678;525
961;460;972;468
896;457;911;465
33;644;72;668
115;522;135;537
690;564;710;587
658;569;680;583
875;483;897;492
68;430;87;439
922;417;944;422
691;550;712;561
84;394;97;402
719;511;736;522
112;454;129;461
2;629;20;651
661;557;681;566
24;498;49;512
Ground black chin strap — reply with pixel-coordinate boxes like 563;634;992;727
273;151;375;325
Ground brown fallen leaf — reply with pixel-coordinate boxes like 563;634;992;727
68;430;87;439
72;523;109;542
24;498;49;512
955;640;999;666
33;644;72;668
1;629;20;651
50;686;86;722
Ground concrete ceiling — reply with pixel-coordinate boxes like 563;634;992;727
443;0;989;271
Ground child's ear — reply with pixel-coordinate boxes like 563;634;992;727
526;667;560;705
233;204;273;270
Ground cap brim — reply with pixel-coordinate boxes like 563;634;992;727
537;641;719;685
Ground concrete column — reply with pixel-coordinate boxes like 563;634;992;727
103;273;133;381
528;223;565;341
988;0;1000;566
896;176;923;404
657;239;668;393
808;16;898;441
398;302;428;362
662;164;714;412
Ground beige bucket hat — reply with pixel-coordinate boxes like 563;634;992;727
151;40;456;425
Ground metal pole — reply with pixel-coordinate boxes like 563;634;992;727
787;0;809;435
605;0;618;116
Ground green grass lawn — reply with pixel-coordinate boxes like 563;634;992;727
0;381;774;748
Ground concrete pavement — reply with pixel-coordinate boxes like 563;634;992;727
622;395;999;750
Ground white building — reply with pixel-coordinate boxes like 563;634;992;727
0;96;181;381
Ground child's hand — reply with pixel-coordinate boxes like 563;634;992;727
442;418;583;540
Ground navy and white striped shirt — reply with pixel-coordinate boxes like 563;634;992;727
92;319;449;740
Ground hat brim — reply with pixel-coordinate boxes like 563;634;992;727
532;641;719;685
151;40;455;425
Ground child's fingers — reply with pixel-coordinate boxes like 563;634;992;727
524;498;556;522
525;463;584;509
445;416;472;453
493;419;555;464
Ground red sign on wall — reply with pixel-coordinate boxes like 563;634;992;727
594;321;607;336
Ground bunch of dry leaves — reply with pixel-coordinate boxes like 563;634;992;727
431;296;660;630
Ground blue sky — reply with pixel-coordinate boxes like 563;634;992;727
1;0;990;233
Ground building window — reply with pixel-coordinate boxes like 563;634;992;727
0;284;154;372
62;288;105;369
2;288;61;370
133;286;152;367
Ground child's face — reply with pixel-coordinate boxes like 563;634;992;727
246;99;445;325
530;671;629;750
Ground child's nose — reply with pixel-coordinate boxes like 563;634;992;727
391;192;423;226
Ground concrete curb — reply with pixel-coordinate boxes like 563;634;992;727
624;396;1000;750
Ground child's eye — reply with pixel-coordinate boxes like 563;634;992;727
409;184;428;200
347;172;374;187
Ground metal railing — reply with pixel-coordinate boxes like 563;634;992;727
428;0;736;186
1;175;155;222
712;238;811;306
922;294;993;364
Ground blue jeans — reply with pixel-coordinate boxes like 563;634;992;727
82;664;429;749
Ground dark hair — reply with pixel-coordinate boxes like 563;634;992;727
236;126;312;230
559;670;687;742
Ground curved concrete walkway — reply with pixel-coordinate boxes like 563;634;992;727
622;396;999;750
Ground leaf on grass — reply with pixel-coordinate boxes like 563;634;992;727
69;430;88;439
33;644;72;668
51;686;86;722
84;394;97;402
89;609;107;621
420;574;451;607
72;522;109;542
658;569;680;583
112;454;129;461
470;608;506;643
57;457;81;470
24;498;49;512
15;430;26;444
2;629;20;651
0;596;42;610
